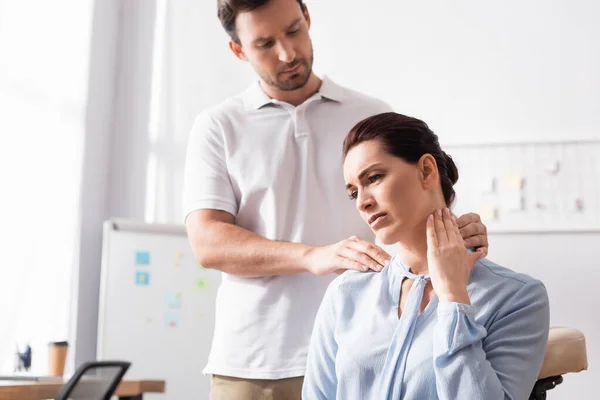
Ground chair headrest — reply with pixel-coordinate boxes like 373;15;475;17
538;326;588;379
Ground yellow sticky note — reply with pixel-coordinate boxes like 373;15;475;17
477;205;497;222
503;175;523;190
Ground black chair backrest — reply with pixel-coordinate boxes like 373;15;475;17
55;361;131;400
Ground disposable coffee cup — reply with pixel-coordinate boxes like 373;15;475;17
48;341;68;377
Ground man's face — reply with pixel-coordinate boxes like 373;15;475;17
233;0;314;91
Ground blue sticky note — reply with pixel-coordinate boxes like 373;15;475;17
135;271;150;286
164;312;180;328
136;251;150;265
164;292;182;308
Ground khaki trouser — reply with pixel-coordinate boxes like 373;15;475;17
210;374;304;400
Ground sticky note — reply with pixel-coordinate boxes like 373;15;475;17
503;175;524;191
164;312;180;328
135;271;150;286
196;279;206;289
164;292;182;308
575;198;584;212
176;252;183;259
477;205;497;222
135;251;150;266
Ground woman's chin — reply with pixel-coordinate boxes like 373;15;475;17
375;228;400;245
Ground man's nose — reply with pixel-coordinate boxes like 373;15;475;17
278;40;296;64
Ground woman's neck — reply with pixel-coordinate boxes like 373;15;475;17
395;220;429;276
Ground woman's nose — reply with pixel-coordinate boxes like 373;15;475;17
356;191;373;212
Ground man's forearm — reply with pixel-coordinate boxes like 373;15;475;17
188;220;315;277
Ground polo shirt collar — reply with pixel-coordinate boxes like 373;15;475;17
242;75;345;110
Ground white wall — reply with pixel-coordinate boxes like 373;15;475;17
308;0;600;144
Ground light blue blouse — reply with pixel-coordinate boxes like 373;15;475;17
302;256;550;399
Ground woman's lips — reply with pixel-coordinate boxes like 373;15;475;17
368;213;387;228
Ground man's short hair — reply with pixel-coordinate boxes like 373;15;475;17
217;0;305;44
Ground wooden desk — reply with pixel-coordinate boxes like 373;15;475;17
0;379;165;400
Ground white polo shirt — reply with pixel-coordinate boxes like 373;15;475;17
183;76;392;379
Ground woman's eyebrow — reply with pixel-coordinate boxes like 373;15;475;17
345;163;384;190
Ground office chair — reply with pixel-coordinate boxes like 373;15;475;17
530;327;588;400
55;361;131;400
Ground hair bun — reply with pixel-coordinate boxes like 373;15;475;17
443;152;459;185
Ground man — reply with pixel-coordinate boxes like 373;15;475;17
183;0;489;398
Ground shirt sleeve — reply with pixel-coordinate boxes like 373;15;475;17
302;276;343;399
433;280;550;400
182;110;238;222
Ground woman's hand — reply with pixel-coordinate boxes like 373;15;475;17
426;208;485;304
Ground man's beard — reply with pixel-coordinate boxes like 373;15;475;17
259;48;314;92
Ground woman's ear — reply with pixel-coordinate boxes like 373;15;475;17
418;154;439;188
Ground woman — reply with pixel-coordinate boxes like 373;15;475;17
302;113;549;399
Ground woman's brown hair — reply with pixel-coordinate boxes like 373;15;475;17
343;112;459;206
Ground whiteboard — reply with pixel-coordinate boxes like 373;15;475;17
448;140;600;232
97;219;221;399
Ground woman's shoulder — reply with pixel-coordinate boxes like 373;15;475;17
471;257;543;287
469;257;548;311
325;267;390;301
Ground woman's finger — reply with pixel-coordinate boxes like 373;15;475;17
426;213;438;250
434;209;448;245
442;208;457;242
451;214;463;244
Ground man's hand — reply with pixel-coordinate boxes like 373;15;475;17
456;212;489;256
304;236;391;276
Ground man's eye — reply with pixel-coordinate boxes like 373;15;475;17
288;29;300;36
259;41;274;49
348;191;357;200
368;174;382;183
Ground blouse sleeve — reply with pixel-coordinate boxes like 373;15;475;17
433;280;550;400
302;276;343;399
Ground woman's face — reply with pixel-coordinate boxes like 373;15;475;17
343;140;440;245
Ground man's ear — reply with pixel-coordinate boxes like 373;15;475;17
303;4;311;29
419;154;439;188
229;40;248;61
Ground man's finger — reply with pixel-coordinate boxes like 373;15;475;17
459;222;486;243
337;255;369;272
346;238;391;267
467;248;485;269
338;245;381;272
456;212;481;229
426;213;438;249
464;235;489;250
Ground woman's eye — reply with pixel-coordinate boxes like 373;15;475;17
348;190;358;200
368;174;382;184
